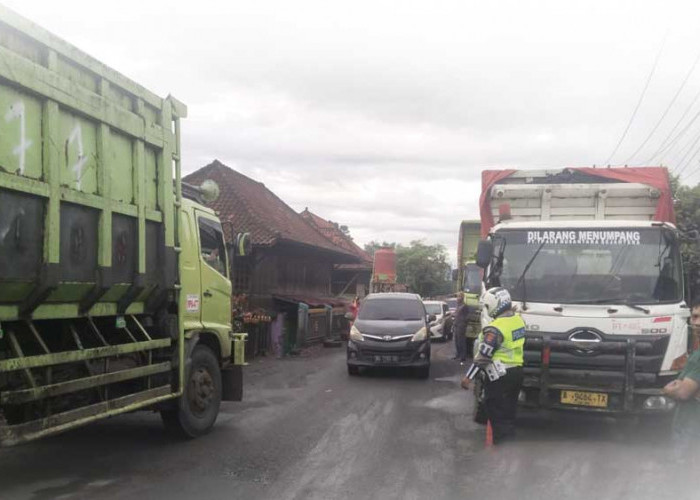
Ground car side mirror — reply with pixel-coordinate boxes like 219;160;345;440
476;240;493;268
344;312;355;321
427;314;436;322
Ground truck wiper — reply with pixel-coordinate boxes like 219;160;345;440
486;236;507;286
513;240;546;311
579;297;650;314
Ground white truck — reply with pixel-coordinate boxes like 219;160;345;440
475;167;689;417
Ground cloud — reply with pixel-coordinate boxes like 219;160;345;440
8;0;700;264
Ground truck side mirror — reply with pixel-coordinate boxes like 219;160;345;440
233;233;252;256
451;269;458;281
476;240;493;268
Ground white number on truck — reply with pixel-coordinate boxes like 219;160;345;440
4;101;32;175
67;124;87;190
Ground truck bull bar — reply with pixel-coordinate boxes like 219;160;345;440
523;336;669;413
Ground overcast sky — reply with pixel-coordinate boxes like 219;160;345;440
8;0;700;263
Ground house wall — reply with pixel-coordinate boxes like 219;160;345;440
254;254;332;295
230;243;354;350
331;269;372;297
233;244;334;309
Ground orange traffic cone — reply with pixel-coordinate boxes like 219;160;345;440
485;419;494;447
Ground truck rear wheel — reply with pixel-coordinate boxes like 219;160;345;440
161;345;222;438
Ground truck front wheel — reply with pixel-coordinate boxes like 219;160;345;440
161;344;222;438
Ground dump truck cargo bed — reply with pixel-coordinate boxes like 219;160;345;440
0;5;186;322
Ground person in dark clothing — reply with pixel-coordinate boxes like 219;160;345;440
663;298;700;464
461;287;525;444
453;293;470;363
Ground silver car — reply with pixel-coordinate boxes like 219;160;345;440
423;300;452;342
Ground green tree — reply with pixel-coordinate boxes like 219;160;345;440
396;240;452;297
673;175;700;298
363;240;452;296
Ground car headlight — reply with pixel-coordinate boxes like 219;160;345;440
411;326;427;342
349;325;364;342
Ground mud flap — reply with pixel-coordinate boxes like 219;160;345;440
222;365;243;401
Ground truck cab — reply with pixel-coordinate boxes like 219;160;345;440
476;167;688;416
180;199;233;353
0;8;245;446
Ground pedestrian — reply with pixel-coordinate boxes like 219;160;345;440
464;299;481;359
349;296;360;320
452;292;469;363
663;297;700;463
461;287;525;444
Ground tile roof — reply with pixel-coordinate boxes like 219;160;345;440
183;161;360;262
300;209;373;270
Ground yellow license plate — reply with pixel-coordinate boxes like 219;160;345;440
560;390;608;408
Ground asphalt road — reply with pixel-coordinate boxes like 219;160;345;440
0;341;695;500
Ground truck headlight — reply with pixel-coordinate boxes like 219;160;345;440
349;325;364;342
411;327;428;342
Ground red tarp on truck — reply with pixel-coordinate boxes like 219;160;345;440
479;167;675;238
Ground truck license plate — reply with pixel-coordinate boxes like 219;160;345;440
560;390;608;408
373;355;399;363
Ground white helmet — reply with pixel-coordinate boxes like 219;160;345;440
481;287;512;318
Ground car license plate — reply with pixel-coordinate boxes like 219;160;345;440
373;355;399;363
560;390;608;408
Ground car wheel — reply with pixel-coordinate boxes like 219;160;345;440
415;365;430;379
348;365;360;376
161;345;222;438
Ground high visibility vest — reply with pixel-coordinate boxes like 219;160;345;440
485;314;526;367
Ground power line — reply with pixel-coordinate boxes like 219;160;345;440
625;46;700;164
652;109;700;162
647;86;700;163
681;161;700;183
605;33;668;165
669;118;700;172
675;132;700;176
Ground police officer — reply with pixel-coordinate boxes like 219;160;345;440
461;287;525;444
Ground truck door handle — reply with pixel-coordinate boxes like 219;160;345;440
203;290;213;297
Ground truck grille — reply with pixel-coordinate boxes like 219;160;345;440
524;332;668;373
523;330;670;391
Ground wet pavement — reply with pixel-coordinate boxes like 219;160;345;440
0;341;694;500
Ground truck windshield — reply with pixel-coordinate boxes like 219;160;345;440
463;264;482;294
493;228;682;305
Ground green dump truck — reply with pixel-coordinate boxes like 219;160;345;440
456;220;481;296
456;221;482;338
0;7;246;446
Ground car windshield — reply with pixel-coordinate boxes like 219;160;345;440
423;303;442;315
493;227;682;304
358;298;425;321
